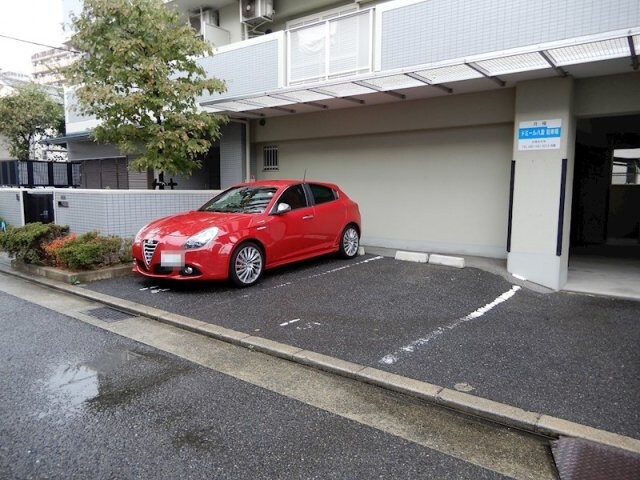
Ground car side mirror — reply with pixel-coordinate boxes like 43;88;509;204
275;203;292;215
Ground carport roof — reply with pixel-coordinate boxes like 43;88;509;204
44;131;91;145
200;28;640;119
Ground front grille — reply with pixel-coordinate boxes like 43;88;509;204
143;239;159;266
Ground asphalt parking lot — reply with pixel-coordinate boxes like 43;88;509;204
85;254;640;439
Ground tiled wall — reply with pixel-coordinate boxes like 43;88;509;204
197;35;282;102
380;0;640;70
2;188;220;236
52;190;220;237
0;189;24;227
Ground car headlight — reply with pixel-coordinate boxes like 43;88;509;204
184;227;219;250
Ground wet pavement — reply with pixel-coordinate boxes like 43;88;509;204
0;290;528;479
84;254;640;440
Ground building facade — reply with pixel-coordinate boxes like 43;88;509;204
61;0;640;290
31;44;78;87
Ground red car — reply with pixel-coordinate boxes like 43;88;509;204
132;180;361;287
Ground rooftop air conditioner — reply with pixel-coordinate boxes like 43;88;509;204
241;0;274;24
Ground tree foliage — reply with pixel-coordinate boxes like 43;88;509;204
64;0;226;176
0;83;64;160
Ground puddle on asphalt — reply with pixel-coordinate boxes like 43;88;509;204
47;364;99;408
43;349;145;415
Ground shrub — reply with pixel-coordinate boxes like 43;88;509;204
43;233;77;267
0;223;69;264
56;231;126;270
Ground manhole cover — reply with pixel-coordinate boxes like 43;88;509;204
552;437;640;480
84;307;133;323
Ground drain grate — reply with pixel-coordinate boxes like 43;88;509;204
84;307;134;323
552;437;640;480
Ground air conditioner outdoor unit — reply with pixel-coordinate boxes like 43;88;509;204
241;0;274;24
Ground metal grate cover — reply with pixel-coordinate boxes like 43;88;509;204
552;437;640;480
84;307;134;323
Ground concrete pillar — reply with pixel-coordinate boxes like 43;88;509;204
507;77;576;290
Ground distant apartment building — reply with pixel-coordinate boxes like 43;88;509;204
31;44;77;87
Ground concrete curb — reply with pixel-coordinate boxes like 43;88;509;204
428;254;465;269
395;250;429;263
2;263;639;455
11;260;132;284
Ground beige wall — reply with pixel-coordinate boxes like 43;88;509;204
254;90;515;257
254;89;515;143
218;3;244;44
574;73;640;119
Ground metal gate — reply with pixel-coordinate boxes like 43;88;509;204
23;192;54;224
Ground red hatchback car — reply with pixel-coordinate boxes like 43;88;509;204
132;180;362;287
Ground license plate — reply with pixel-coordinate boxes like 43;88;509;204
161;251;185;267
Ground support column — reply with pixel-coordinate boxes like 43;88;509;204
507;77;576;290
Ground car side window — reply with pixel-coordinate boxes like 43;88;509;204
278;184;308;210
309;184;337;205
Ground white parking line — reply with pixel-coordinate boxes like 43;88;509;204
264;256;384;293
280;318;300;327
306;256;384;280
379;286;521;365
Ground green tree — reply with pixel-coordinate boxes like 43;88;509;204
0;83;64;160
64;0;226;176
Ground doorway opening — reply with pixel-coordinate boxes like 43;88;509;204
567;114;640;298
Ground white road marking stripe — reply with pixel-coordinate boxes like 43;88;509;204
380;286;521;365
280;318;301;327
307;256;384;280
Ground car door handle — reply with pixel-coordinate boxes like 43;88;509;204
302;215;314;220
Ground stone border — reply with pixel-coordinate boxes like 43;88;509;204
2;263;639;455
10;260;132;284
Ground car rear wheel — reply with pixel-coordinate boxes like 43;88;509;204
230;242;264;287
339;225;359;259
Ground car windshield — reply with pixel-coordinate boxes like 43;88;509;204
199;186;277;214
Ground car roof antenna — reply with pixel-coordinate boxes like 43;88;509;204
303;168;308;184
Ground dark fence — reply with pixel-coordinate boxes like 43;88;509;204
0;160;81;188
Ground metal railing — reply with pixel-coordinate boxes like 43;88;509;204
0;160;81;188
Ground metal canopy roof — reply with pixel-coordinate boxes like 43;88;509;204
200;29;640;119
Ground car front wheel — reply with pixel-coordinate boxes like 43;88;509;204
229;242;264;287
339;225;359;259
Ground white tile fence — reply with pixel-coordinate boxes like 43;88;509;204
0;188;221;237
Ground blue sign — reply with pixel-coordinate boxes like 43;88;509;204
518;119;562;150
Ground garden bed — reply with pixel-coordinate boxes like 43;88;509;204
11;259;132;284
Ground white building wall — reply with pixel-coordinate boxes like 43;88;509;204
0;135;11;159
0;189;24;227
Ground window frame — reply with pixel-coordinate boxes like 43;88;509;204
263;145;279;172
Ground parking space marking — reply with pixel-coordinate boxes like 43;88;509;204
280;318;301;327
296;322;322;331
139;285;171;294
306;256;384;280
379;286;521;366
260;256;384;294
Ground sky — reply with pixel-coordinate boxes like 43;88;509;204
0;0;67;75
